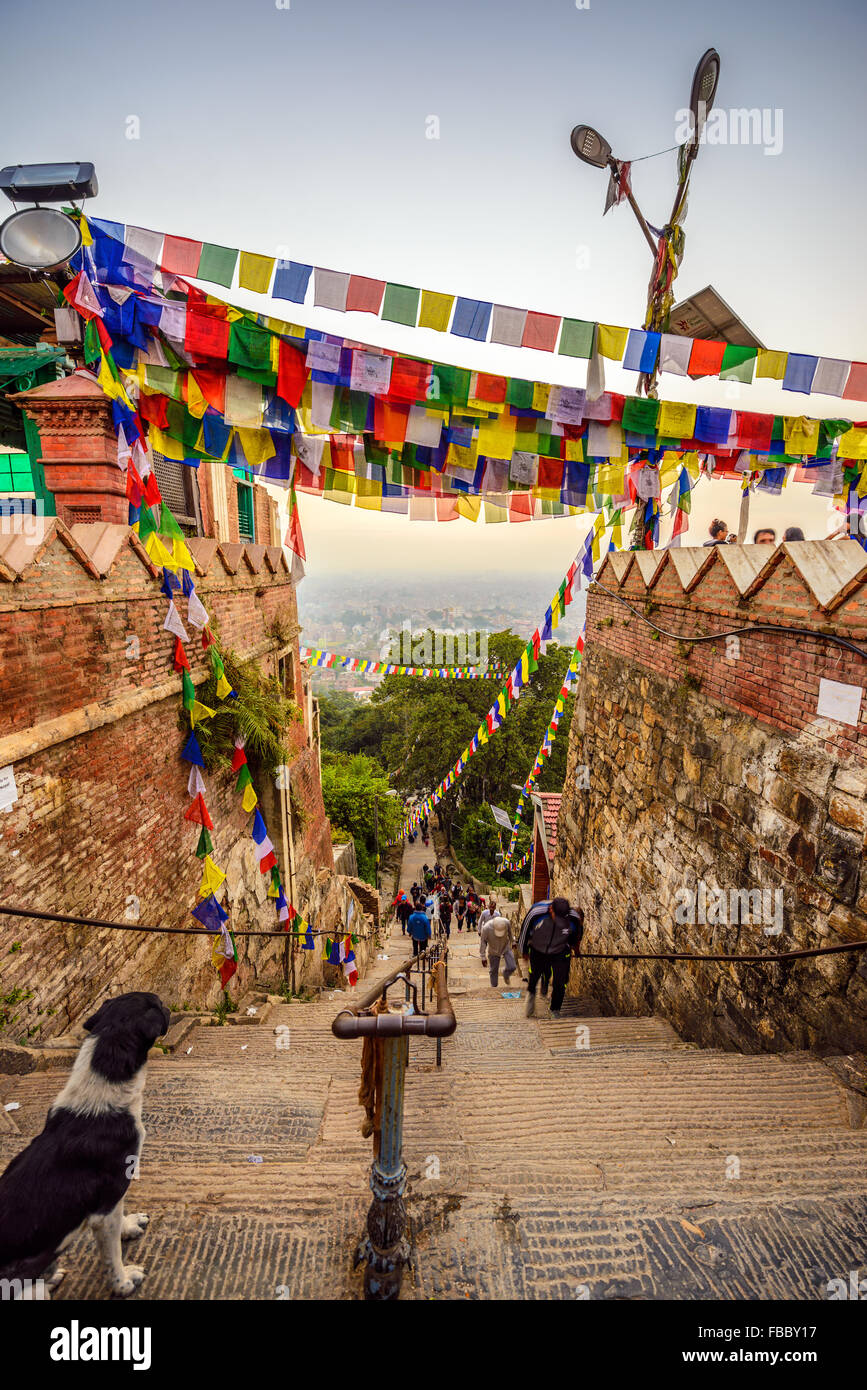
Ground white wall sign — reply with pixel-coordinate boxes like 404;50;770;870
0;764;18;811
817;678;863;727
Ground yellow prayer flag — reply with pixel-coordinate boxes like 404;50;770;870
143;532;174;568
169;537;196;574
238;252;275;294
198;856;226;897
595;463;625;496
837;428;867;461
418;291;454;332
657;400;697;439
477;412;516;460
79;216;93;248
532;383;551;413
756;349;788;380
456;495;481;522
783;416;820;456
215;674;234;700
596;324;629;360
185;374;209;419
236;427;276;467
242;783;259;813
149;426;186;461
190;700;216;727
659;451;682;489
565;437;584;462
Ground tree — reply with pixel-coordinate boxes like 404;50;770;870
319;751;402;885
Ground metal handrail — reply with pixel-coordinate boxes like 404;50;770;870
331;935;456;1300
332;943;455;1039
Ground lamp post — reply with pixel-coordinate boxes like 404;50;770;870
570;50;720;395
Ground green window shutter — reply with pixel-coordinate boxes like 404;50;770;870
236;481;255;541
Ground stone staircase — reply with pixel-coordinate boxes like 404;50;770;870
2;900;866;1299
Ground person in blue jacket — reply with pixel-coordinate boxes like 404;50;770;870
407;905;432;957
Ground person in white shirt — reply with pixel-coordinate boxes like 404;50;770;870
479;910;517;987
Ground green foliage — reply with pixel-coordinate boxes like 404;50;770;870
0;983;33;1031
320;751;402;886
189;648;301;780
320;629;576;880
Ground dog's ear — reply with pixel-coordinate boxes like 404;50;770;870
138;1002;170;1045
83;1001;110;1034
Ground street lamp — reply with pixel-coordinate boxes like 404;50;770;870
569;48;721;379
0;163;98;271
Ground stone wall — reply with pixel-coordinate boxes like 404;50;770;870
554;540;867;1054
0;518;347;1037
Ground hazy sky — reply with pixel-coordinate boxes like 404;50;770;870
3;0;865;571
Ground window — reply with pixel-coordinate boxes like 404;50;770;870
0;450;35;494
151;452;203;535
234;470;255;542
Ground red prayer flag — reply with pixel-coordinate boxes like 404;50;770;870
138;392;169;429
843;362;867;403
387;357;431;403
276;340;309;408
474;372;508;404
230;744;247;773
537;456;564;490
184;794;214;829
345;275;386;315
184;312;230;360
125;458;144;507
509;494;534;522
191;368;227;415
161;235;203;279
202;627;216;649
219;957;237;988
259;850;277;874
734;411;773;451
688;339;727;377
173;638;190;672
374;399;409;445
522;312;561;353
142;471;162;508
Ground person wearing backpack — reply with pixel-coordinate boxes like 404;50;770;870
522;898;583;1019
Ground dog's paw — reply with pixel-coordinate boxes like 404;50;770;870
121;1212;149;1240
112;1265;145;1297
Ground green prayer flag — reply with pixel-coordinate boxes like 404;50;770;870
720;344;757;385
236;763;253;791
137;505;158;543
158;503;185;540
621;396;660;433
382;283;420;327
197;243;239;288
507;378;534;409
181;669;196;711
209;647;225;680
558;318;595;359
229;320;273;374
83;318;101;364
195;826;214;859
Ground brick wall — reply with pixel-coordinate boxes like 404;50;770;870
553;541;867;1054
0;521;341;1039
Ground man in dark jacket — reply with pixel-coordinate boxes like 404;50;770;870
522;898;583;1019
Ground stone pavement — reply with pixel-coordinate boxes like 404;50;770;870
2;843;867;1300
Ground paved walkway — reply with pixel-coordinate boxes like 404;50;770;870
2;845;867;1300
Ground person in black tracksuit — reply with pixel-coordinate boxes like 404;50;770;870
522;897;583;1019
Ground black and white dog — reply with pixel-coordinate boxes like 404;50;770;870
0;991;170;1299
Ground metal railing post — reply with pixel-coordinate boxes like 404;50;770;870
362;1034;410;1300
